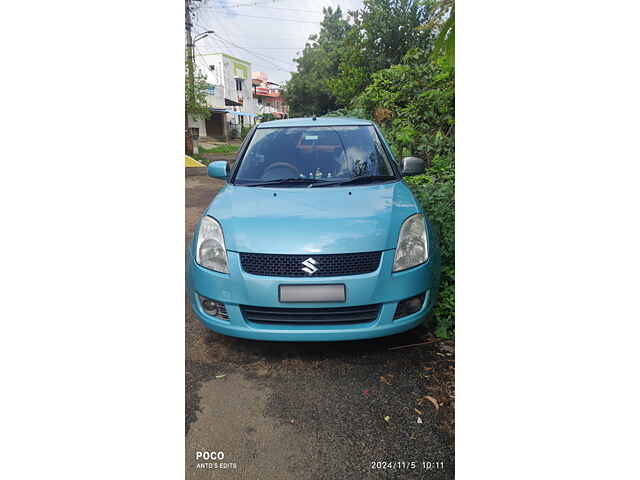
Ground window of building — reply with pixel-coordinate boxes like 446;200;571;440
235;78;243;91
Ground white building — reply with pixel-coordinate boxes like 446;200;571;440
188;52;258;140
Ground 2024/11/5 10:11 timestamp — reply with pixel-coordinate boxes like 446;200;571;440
370;460;445;470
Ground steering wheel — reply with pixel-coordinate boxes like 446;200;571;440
262;162;300;179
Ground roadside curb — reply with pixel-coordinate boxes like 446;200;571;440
186;166;207;176
185;155;207;176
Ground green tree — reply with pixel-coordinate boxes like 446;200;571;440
356;49;454;166
185;54;211;120
283;7;351;116
423;0;454;66
329;0;435;107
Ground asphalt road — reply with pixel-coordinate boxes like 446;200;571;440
185;174;455;479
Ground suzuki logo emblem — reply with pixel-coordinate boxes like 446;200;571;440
301;257;319;275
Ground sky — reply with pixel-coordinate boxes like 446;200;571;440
192;0;365;85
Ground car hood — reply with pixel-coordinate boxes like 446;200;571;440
205;181;420;254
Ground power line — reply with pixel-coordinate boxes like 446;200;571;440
195;18;300;67
204;0;284;9
214;23;239;57
227;40;297;65
201;46;291;76
206;5;323;14
202;35;287;74
195;15;308;42
212;34;245;61
213;12;321;24
193;44;213;73
212;33;295;72
239;47;303;50
194;4;304;79
195;12;239;58
215;34;296;68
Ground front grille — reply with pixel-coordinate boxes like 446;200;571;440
241;304;380;324
239;251;382;277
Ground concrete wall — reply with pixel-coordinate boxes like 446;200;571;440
187;114;207;138
205;84;225;109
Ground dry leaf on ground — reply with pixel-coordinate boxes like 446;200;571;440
418;395;439;411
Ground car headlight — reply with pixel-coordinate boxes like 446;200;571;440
196;216;229;273
393;213;428;272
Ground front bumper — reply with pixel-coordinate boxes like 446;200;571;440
187;250;440;341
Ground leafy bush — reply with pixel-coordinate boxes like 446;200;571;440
323;107;367;119
403;174;454;338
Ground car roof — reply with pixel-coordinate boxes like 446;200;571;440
256;117;373;129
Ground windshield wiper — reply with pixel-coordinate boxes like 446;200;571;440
310;175;398;188
239;178;326;187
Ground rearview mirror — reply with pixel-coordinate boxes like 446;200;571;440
400;157;425;176
208;161;229;179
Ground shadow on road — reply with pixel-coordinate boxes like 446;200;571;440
201;324;435;364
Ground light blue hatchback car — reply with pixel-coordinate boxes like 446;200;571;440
187;117;440;341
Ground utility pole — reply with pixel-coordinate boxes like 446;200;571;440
185;0;195;155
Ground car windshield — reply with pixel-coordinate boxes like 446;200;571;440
233;125;398;186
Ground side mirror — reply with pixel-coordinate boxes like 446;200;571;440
400;156;425;176
208;161;229;179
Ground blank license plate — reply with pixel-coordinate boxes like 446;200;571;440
279;284;346;303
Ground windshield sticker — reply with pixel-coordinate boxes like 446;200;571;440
304;135;318;140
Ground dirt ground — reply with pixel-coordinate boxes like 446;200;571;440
185;175;455;479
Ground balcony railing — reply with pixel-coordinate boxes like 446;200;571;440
254;87;281;98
